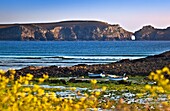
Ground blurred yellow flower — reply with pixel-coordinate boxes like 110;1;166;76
145;85;151;90
102;86;107;91
95;91;100;96
23;87;31;92
136;93;144;98
9;69;16;75
0;69;5;75
33;84;40;90
80;97;86;102
39;78;45;83
91;79;97;84
156;70;162;74
70;87;76;91
26;73;33;80
24;80;29;85
74;104;80;109
162;67;169;73
38;89;44;96
43;74;49;79
160;75;164;79
162;101;168;106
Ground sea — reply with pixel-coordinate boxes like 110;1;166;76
0;41;170;70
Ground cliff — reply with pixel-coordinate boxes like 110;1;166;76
134;25;170;40
1;21;170;41
0;21;133;41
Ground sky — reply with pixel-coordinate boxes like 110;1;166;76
0;0;170;31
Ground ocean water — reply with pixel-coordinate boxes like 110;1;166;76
0;41;170;70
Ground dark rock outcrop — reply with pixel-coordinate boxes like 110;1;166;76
0;21;132;41
14;50;170;77
134;25;170;40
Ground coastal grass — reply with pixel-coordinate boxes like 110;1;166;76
0;67;170;110
33;75;147;92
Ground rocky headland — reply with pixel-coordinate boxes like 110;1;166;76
134;25;170;40
0;21;132;41
0;20;170;41
11;50;170;78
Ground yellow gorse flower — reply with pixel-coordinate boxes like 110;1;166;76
9;69;16;75
95;91;100;96
26;73;34;80
43;74;49;79
0;69;5;75
162;67;170;74
91;79;97;84
38;78;45;83
102;86;107;91
146;66;170;94
145;84;151;90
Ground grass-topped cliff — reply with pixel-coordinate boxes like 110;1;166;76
0;20;132;41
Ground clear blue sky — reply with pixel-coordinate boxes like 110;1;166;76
0;0;170;31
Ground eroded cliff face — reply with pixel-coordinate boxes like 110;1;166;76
0;21;133;41
0;26;21;40
134;25;170;40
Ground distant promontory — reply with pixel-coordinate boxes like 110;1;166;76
0;20;169;41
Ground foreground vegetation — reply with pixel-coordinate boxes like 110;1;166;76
0;66;170;110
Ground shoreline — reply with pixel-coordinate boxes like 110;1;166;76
12;50;170;77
